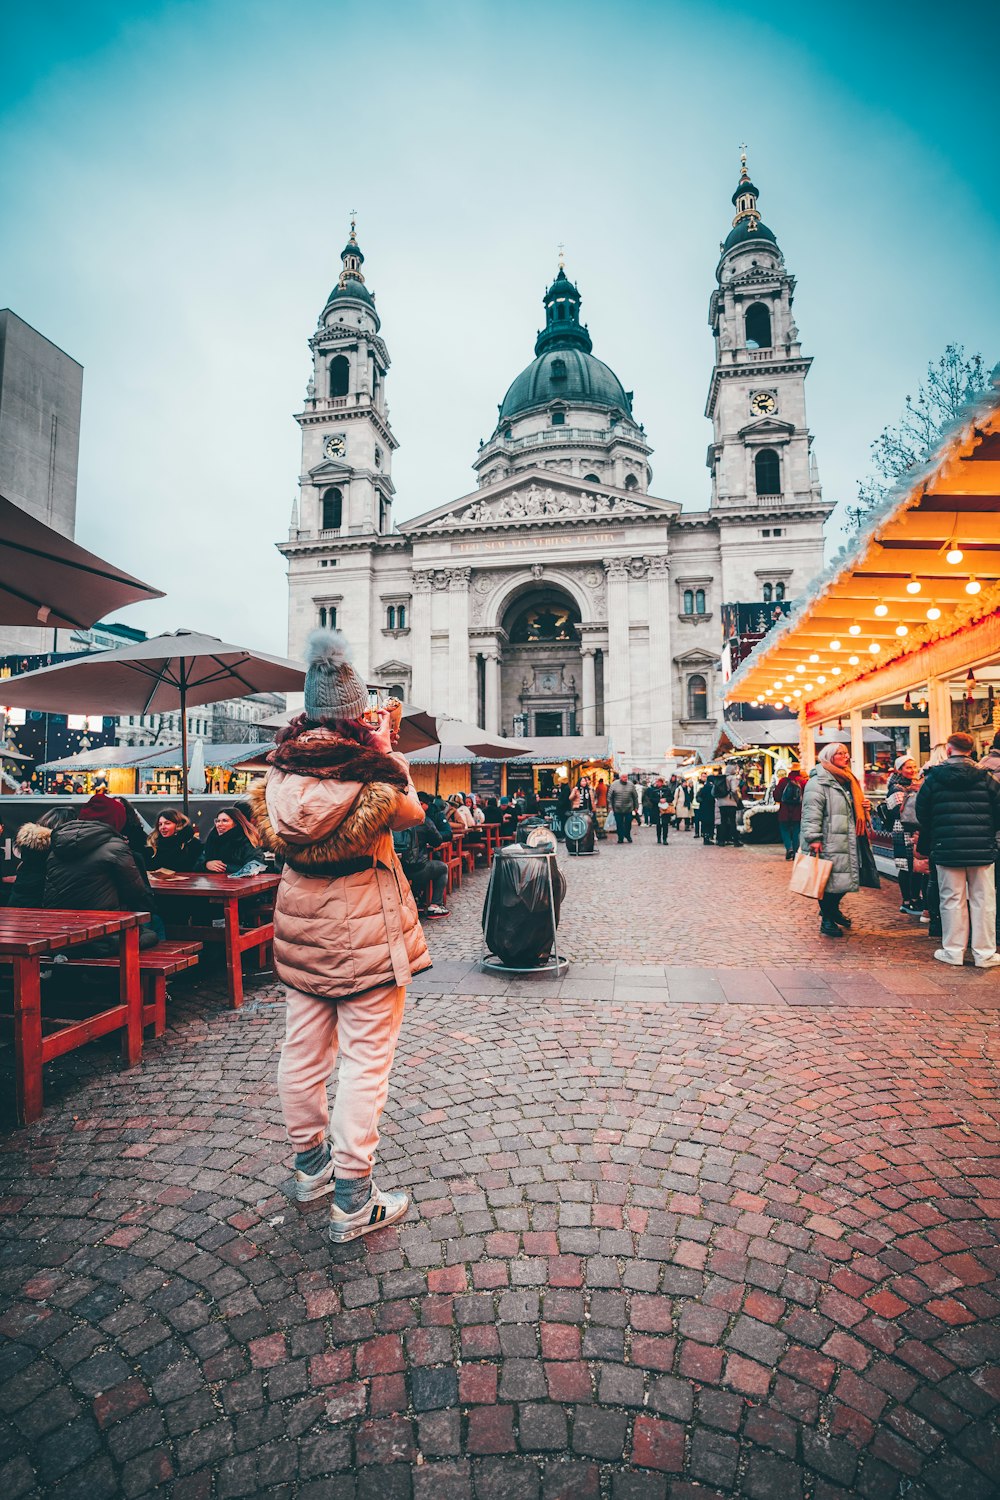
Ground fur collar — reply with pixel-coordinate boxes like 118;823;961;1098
15;822;52;853
268;724;409;789
248;778;399;869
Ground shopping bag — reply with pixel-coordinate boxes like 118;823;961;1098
789;850;833;899
604;811;616;834
858;834;881;889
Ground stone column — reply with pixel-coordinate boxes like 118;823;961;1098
410;571;434;710
448;569;472;721
605;559;632;757
848;708;864;782
646;555;673;761
580;648;597;735
484;653;500;734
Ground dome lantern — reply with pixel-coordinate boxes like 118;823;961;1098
320;213;380;329
721;147;779;256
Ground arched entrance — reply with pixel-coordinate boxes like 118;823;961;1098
500;586;582;737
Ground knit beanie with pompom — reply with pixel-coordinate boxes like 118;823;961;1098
304;629;369;723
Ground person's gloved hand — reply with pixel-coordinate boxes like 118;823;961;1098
809;842;823;856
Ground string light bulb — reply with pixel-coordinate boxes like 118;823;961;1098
869;642;881;653
831;666;842;675
849;624;861;635
945;540;963;565
965;577;981;595
829;639;841;651
871;704;881;721
906;577;921;594
809;653;819;663
926;606;941;621
896;624;908;636
874;604;889;617
848;655;860;665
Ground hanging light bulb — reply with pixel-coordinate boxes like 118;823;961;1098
926;606;941;621
869;642;881;653
848;655;860;665
817;674;827;684
829;639;841;651
874;603;889;617
818;723;824;735
904;692;912;710
966;669;977;689
945;540;964;565
871;704;881;721
831;666;842;676
906;577;921;594
849;624;861;635
965;578;981;595
896;624;908;636
809;653;820;663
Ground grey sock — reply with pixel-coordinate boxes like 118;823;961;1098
295;1141;330;1176
334;1175;372;1213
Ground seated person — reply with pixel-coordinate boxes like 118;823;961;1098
9;808;72;907
147;808;202;872
466;795;486;826
419;791;452;843
44;793;160;951
397;814;449;919
198;807;266;875
446;793;475;832
483;796;503;825
497;796;518;838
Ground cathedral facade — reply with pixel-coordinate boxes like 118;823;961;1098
278;157;833;763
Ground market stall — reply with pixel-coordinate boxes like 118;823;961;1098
725;383;1000;787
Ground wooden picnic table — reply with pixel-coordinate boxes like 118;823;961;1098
149;870;279;1010
0;908;143;1126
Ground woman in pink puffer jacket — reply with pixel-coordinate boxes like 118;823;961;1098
251;630;428;1244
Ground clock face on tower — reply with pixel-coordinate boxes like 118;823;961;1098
750;391;777;417
324;433;347;459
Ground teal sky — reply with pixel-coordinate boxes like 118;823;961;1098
2;0;997;650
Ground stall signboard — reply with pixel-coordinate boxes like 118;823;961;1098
471;762;503;801
505;763;534;799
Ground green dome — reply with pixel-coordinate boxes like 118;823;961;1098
499;348;632;421
723;218;778;253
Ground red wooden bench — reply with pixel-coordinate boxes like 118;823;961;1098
63;940;202;1038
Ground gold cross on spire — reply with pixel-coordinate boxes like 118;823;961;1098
557;241;565;269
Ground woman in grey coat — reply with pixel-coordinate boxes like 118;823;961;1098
799;742;869;937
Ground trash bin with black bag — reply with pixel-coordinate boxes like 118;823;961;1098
481;836;567;972
564;809;597;856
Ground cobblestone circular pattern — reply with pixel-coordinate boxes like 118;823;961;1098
0;839;998;1499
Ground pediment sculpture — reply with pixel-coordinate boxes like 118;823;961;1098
426;482;650;530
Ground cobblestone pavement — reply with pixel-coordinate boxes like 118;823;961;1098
1;837;998;1499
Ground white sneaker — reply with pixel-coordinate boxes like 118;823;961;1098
933;950;964;966
291;1149;336;1202
974;954;1000;969
328;1182;410;1244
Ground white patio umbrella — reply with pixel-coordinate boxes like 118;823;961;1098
187;738;207;795
3;629;306;812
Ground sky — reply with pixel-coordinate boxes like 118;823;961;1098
2;0;998;654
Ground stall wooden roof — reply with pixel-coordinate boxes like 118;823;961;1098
725;386;1000;724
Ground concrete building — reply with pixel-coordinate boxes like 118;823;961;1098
279;159;834;763
0;311;84;654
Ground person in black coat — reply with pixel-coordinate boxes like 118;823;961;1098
198;807;264;874
147;809;202;872
915;732;1000;968
44;794;159;951
8;809;72;908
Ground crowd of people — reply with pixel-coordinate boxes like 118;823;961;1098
791;732;1000;968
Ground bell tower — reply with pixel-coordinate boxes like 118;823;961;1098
295;219;397;539
705;152;825;517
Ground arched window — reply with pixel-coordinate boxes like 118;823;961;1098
755;449;781;496
775;581;785;602
583;473;600;484
397;604;406;629
624;473;639;491
762;582;773;603
387;683;405;700
322;487;343;530
318;605;326;628
688;674;708;720
695;588;706;614
683;589;694;615
386;605;396;630
745;303;772;349
329;355;349;398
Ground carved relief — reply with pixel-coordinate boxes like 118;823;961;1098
413;570;434;593
427;482;652;531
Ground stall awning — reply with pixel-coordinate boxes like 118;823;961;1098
406;735;614;768
725;386;1000;725
38;744;173;773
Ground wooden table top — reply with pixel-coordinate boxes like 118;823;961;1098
149;871;280;897
0;909;139;957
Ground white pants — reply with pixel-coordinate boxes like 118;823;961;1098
937;864;997;965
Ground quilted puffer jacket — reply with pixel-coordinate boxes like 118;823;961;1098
9;821;53;907
250;724;430;1000
44;821;153;913
915;756;1000;868
799;764;860;895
